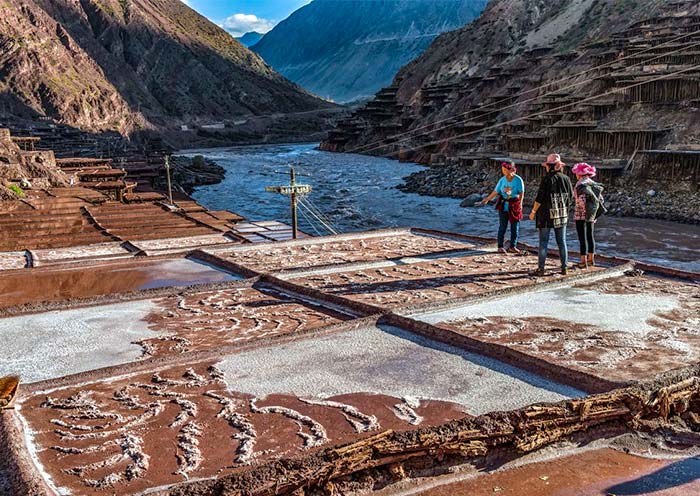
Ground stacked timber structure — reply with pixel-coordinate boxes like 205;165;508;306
322;2;700;221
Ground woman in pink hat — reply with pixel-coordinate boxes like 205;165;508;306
572;162;606;268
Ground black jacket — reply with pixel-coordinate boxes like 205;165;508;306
535;170;574;229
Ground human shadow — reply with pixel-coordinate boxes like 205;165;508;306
319;269;533;296
606;458;700;495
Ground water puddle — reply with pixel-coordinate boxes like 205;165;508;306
0;258;242;309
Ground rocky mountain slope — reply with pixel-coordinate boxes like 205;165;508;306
0;0;330;136
323;0;700;223
253;0;488;102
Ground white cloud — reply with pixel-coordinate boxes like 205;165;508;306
219;13;275;37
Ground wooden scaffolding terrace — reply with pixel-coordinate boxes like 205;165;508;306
628;76;700;103
77;168;127;183
625;51;700;66
55;157;113;171
373;85;400;101
489;155;626;183
503;134;548;153
579;99;623;120
548;121;599;147
636;149;700;183
10;136;41;151
585;128;671;155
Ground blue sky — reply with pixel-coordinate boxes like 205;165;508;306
185;0;312;37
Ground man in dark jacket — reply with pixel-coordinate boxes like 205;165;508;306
528;153;574;276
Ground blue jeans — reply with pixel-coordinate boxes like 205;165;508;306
538;226;568;269
498;210;519;249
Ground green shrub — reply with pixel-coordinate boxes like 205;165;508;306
8;183;25;197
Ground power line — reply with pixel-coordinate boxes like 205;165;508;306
298;197;339;235
383;62;700;157
300;196;340;234
297;203;323;236
347;22;700;155
346;0;676;154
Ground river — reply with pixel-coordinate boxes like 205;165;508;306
181;143;700;272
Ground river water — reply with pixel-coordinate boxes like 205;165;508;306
183;143;700;272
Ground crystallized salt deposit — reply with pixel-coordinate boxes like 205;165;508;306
416;287;679;334
0;301;160;383
218;325;583;415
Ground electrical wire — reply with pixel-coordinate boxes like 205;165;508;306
346;0;680;154
300;196;341;233
298;197;339;235
347;21;700;155
297;203;323;236
382;62;700;157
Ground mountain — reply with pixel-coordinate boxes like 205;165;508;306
252;0;488;103
237;31;264;47
321;0;700;223
0;0;330;135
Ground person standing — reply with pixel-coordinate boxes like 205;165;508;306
572;162;606;269
478;161;524;253
529;153;574;276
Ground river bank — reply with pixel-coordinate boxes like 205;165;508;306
181;143;700;272
399;162;700;225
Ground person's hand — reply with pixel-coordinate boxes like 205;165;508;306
529;211;536;221
477;199;486;207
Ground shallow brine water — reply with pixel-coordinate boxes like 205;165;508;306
183;143;700;272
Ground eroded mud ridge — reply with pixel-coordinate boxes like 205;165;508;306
2;223;700;495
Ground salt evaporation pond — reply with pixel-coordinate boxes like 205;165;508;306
218;324;583;415
0;301;159;383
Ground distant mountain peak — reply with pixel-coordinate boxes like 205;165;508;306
236;31;265;48
252;0;488;103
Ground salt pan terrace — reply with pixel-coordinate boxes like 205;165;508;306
2;227;699;496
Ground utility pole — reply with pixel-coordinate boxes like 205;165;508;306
164;154;174;206
265;167;312;239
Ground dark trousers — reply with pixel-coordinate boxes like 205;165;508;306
576;220;596;255
497;210;519;249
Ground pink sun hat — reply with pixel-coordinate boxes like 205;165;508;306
572;162;597;177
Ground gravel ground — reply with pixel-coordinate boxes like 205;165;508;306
218;325;583;415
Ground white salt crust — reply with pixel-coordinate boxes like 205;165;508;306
417;286;679;334
218;325;583;416
0;300;159;382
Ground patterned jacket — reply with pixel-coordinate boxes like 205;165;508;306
535;170;574;229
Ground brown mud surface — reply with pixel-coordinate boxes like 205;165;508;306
293;252;605;308
0;259;240;309
439;314;700;383
217;232;475;273
413;448;700;496
142;286;350;358
19;362;465;495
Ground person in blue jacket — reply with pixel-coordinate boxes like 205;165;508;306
478;161;525;253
